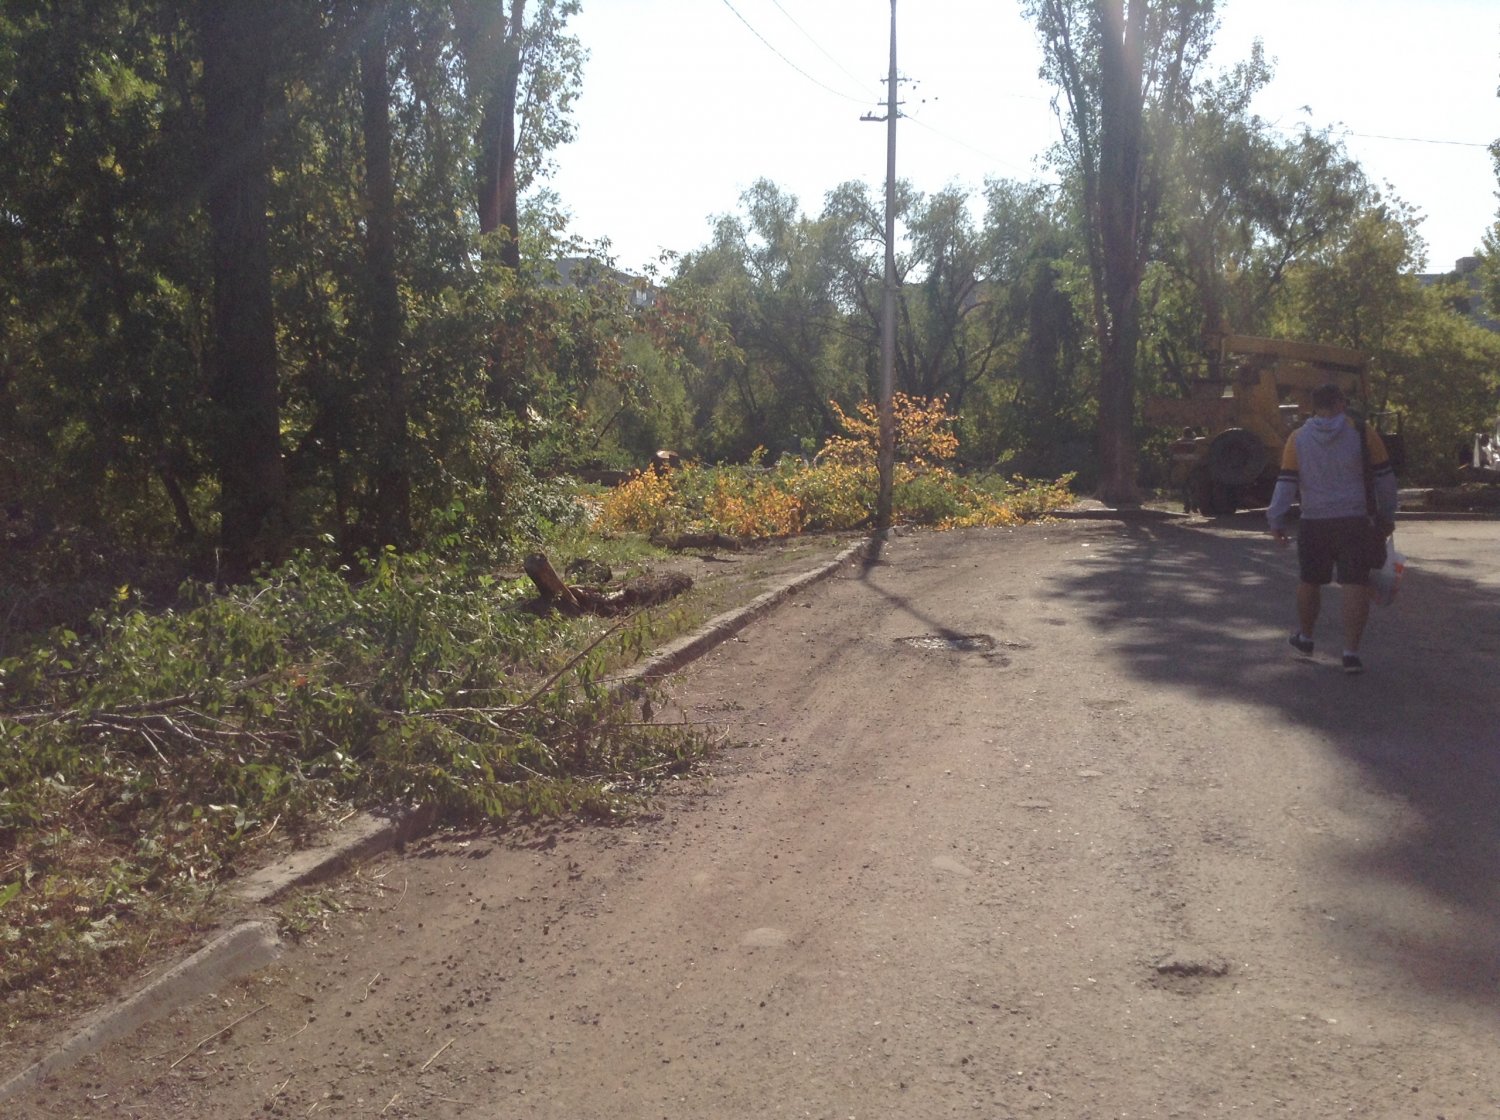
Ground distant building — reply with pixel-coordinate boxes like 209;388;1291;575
1416;256;1499;332
547;256;654;309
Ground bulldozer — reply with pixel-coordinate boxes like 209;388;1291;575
1144;334;1403;516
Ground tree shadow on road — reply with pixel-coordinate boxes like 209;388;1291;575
1047;512;1500;1010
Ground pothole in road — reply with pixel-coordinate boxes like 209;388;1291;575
1150;950;1232;995
897;634;998;653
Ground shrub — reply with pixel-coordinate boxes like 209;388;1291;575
597;396;1074;539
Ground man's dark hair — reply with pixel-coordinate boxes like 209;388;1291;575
1311;383;1346;411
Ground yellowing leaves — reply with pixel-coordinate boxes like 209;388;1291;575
820;393;961;468
596;395;1074;539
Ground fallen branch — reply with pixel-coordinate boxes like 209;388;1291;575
6;667;311;726
426;617;631;724
522;552;692;617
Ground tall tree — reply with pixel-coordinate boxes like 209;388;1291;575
1480;138;1500;317
971;178;1090;474
822;180;1017;415
356;0;409;547
1027;0;1217;505
454;0;581;269
1158;46;1366;363
0;0;599;574
675;181;852;457
453;0;583;422
1276;203;1500;478
0;3;210;541
455;0;525;266
198;0;287;576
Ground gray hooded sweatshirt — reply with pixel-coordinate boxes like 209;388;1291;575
1266;414;1397;531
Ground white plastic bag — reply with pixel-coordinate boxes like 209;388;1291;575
1370;535;1405;607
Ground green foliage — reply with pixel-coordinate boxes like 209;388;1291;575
0;0;598;569
1156;40;1368;349
671;180;856;461
962;182;1094;478
1271;204;1500;481
1478;141;1500;327
597;395;1077;539
0;545;715;1024
0;3;208;541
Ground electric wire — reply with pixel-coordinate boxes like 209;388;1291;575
766;0;880;97
1345;131;1490;149
1262;113;1491;151
717;0;872;104
903;112;1037;177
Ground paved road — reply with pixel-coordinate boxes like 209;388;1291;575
11;515;1500;1118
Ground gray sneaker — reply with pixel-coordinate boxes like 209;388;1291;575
1289;633;1314;656
1342;654;1364;675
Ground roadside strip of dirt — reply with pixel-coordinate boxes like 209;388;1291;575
0;535;876;1103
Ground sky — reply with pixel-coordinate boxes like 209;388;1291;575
543;0;1499;278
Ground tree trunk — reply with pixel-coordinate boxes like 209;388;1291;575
156;459;198;542
198;0;286;578
1093;0;1145;506
359;2;409;547
460;0;525;269
523;552;579;608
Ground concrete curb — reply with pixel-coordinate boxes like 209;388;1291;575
624;535;875;685
228;807;432;907
0;534;876;1100
0;921;282;1102
1050;506;1187;521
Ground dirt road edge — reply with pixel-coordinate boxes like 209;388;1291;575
0;534;875;1100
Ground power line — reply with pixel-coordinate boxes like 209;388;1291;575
1263;114;1492;151
717;0;871;104
903;113;1037;177
765;0;879;97
1345;130;1491;149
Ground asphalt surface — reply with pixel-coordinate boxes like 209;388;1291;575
7;512;1500;1118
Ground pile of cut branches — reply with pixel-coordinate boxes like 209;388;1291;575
0;548;713;1028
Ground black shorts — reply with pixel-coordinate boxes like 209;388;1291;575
1297;516;1379;586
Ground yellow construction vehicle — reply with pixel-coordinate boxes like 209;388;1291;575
1144;334;1401;515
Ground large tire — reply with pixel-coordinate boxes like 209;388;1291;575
1189;466;1239;516
1211;481;1239;515
1208;428;1268;487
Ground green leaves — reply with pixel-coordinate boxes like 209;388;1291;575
1;540;718;1025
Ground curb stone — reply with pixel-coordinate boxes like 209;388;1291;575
0;921;282;1102
624;536;874;685
0;534;875;1101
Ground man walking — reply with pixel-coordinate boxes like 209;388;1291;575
1267;383;1398;673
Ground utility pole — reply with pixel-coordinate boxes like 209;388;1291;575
876;0;898;532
